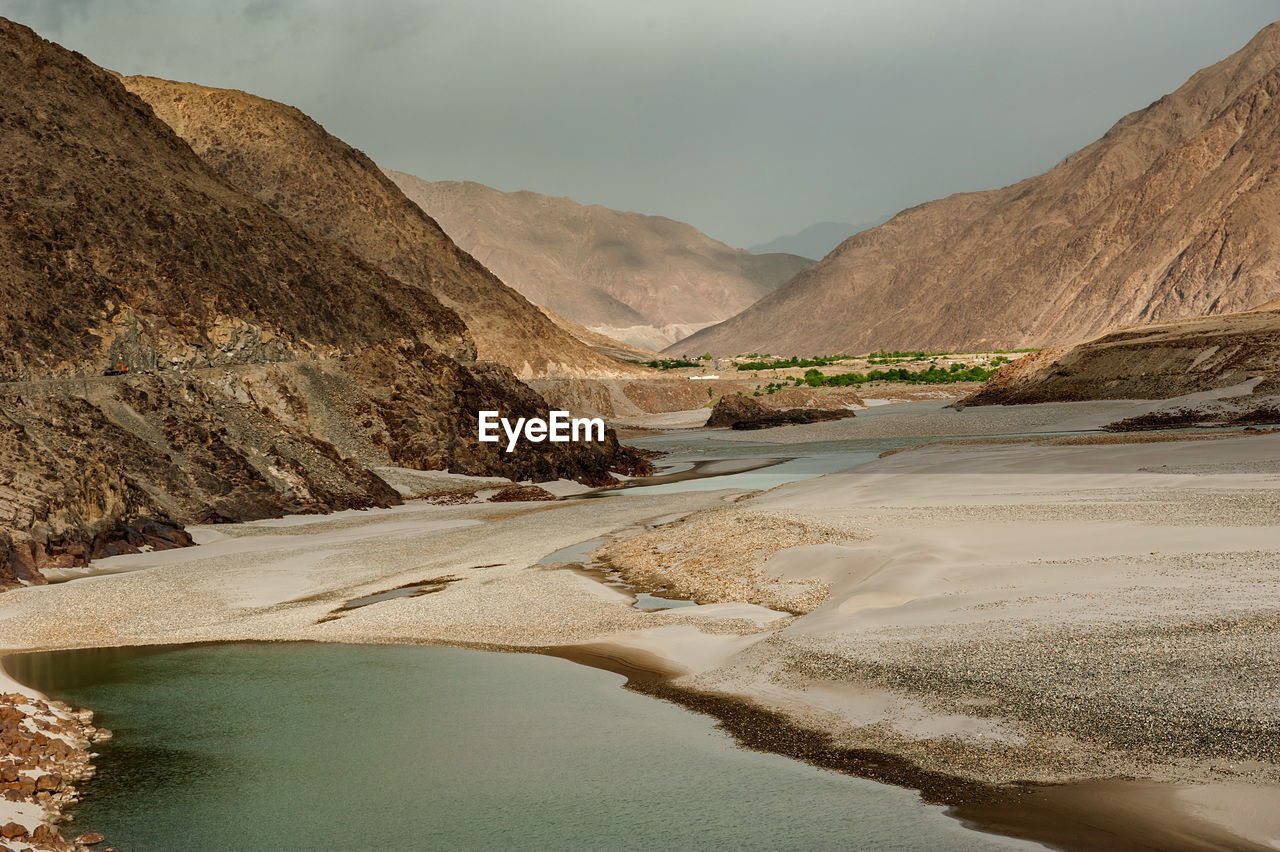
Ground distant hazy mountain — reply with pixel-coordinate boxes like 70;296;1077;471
748;219;889;260
675;22;1280;357
388;175;813;351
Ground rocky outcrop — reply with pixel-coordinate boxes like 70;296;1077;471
675;23;1280;357
487;485;559;502
122;77;642;381
959;307;1280;430
962;309;1280;406
706;393;855;430
0;690;106;851
387;174;813;350
0;18;648;587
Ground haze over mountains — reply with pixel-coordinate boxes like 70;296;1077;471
676;22;1280;358
0;19;642;585
747;219;889;261
389;176;813;351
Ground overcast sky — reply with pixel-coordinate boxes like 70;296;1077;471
4;1;1278;247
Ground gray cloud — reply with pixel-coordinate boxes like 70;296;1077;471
2;0;1277;247
2;0;88;30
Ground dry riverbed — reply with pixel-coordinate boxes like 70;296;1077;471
0;397;1277;850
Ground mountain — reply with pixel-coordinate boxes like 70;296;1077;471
386;175;814;351
674;23;1280;358
747;219;888;260
0;19;644;586
121;77;642;381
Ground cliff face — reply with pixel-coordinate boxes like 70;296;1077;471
962;309;1280;406
122;77;644;381
387;174;813;351
675;23;1280;357
0;19;645;587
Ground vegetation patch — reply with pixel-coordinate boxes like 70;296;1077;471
800;363;1003;387
628;358;703;369
736;355;850;371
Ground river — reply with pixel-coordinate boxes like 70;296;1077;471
6;643;1043;851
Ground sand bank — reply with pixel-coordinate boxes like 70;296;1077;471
0;400;1276;849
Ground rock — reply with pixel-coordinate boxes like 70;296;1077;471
35;773;62;792
705;392;770;428
0;821;28;839
30;823;60;843
76;832;106;845
487;485;558;503
706;393;856;430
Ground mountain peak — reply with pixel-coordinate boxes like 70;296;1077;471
672;23;1280;357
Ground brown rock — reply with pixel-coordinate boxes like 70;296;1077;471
706;393;855;430
705;392;770;428
35;773;61;792
30;823;59;843
487;485;558;503
0;821;28;839
76;833;106;846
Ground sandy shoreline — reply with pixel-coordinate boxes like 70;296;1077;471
0;398;1277;850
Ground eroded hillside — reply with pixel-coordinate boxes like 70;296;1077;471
0;19;646;587
122;76;643;381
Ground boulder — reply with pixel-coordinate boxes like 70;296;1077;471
487;485;558;502
30;823;60;844
707;393;856;430
0;821;28;839
35;773;62;792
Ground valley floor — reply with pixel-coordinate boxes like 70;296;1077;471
0;398;1277;850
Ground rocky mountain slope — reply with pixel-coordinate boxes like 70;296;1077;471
387;175;813;351
0;18;645;587
676;22;1280;357
122;77;642;381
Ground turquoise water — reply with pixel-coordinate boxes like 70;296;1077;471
7;644;1041;852
615;433;926;496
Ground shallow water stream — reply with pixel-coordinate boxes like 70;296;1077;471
6;644;1042;851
